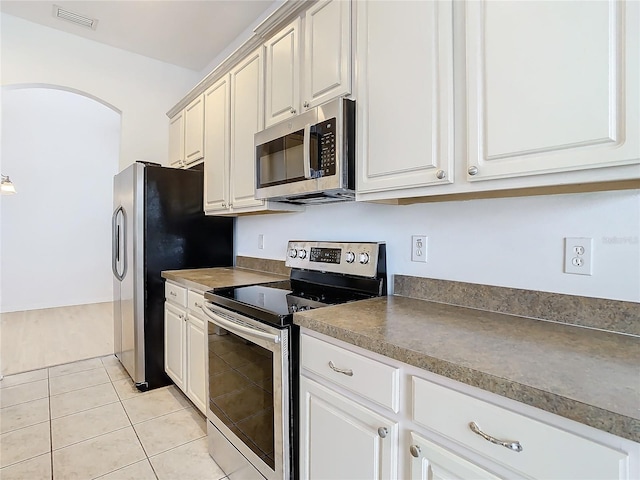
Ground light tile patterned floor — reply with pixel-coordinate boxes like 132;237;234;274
0;356;227;480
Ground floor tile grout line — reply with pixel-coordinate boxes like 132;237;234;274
109;373;160;480
50;398;121;421
48;372;54;480
52;425;132;454
49;378;113;398
145;434;208;461
48;365;107;380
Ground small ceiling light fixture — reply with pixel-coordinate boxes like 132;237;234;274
1;174;16;195
52;5;99;30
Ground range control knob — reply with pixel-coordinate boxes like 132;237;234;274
298;249;307;259
288;248;298;258
345;251;355;263
359;252;370;264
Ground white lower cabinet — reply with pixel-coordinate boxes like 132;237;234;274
164;281;207;413
299;377;398;480
164;302;186;390
299;330;639;480
185;312;206;413
409;431;499;480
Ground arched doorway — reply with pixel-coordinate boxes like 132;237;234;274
1;85;121;373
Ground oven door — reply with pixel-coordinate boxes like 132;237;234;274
201;303;290;480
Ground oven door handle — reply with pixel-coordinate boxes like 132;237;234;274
201;304;281;345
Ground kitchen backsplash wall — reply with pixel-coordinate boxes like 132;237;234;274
237;189;640;303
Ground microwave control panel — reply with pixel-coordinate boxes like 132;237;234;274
316;119;336;177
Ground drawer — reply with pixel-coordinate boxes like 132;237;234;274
301;334;399;412
187;290;206;314
165;282;187;307
412;376;628;480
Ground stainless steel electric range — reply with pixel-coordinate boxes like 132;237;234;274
200;241;387;480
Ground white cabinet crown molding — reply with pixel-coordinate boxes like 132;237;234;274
167;0;316;119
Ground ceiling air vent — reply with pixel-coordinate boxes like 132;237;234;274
52;5;98;30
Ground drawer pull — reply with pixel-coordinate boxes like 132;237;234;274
194;302;202;308
328;361;353;377
469;422;523;452
170;291;177;297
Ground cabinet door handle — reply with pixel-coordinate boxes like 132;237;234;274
328;361;353;376
409;445;421;458
377;427;388;438
469;422;523;452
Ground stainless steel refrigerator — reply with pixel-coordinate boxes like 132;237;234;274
112;161;233;390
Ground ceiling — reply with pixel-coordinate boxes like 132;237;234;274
0;0;279;71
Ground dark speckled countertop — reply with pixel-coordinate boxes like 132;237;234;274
294;295;640;442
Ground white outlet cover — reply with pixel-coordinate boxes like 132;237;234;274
411;235;428;263
564;237;593;275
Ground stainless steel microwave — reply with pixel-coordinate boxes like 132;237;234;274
255;98;355;204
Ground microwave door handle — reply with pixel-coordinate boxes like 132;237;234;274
303;123;314;179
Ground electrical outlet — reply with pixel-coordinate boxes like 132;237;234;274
411;235;428;263
258;234;264;250
564;237;593;275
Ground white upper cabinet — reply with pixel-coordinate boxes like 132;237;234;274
168;111;184;168
356;0;455;195
465;0;639;181
203;49;303;216
169;95;205;168
230;49;265;211
302;0;352;109
264;18;301;128
183;95;205;166
203;75;230;213
263;0;352;128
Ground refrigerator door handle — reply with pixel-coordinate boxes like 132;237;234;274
112;206;127;281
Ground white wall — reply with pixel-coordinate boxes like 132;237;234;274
1;88;119;312
237;190;640;302
1;13;201;170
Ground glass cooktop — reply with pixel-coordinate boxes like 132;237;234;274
204;280;374;328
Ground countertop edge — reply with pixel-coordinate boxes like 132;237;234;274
161;267;288;292
294;315;640;443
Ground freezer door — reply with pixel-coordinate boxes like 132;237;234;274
112;163;145;386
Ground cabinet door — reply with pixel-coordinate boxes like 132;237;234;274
265;18;301;128
409;432;500;480
184;95;205;165
299;377;398;480
355;1;454;195
204;75;231;213
186;315;206;414
303;0;351;109
229;48;265;210
465;0;639;181
164;303;185;390
168;111;184;168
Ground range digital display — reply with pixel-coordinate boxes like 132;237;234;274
310;247;341;264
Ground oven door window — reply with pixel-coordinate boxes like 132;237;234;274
209;329;275;469
256;130;317;187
